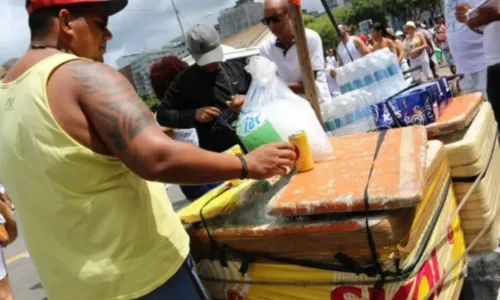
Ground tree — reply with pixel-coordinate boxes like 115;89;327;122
305;0;442;47
303;14;316;27
304;7;355;48
347;0;387;26
419;0;443;20
383;0;442;23
305;0;386;46
138;92;161;113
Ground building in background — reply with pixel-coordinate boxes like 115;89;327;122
221;23;271;49
117;54;140;70
116;39;189;95
118;65;136;91
130;47;176;95
218;0;264;39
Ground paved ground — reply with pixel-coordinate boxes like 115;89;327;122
1;64;459;299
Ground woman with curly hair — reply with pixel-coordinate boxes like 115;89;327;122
150;56;220;202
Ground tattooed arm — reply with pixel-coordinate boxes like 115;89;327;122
65;60;295;184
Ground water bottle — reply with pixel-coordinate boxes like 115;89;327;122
358;57;377;89
324;95;346;134
350;60;362;92
321;101;332;131
382;48;406;93
336;67;351;94
364;65;381;102
358;90;377;132
366;53;385;101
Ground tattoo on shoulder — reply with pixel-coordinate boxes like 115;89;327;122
67;61;154;152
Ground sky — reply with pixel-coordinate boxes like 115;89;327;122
0;0;324;68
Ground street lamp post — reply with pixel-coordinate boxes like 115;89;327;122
171;0;186;41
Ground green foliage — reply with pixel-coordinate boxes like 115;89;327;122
383;0;442;22
138;92;161;113
347;0;386;26
303;14;316;26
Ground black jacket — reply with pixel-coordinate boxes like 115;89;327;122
157;59;252;153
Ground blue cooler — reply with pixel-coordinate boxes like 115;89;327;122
407;83;441;118
372;89;437;129
407;79;452;117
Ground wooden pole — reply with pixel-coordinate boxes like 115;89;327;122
287;0;324;125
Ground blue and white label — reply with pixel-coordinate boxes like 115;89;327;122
237;112;263;136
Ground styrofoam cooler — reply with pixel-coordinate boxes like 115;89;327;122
189;139;466;300
435;102;500;253
427;93;483;138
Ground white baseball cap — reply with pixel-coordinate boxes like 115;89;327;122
404;21;417;30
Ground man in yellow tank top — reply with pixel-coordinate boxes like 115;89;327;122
0;1;296;299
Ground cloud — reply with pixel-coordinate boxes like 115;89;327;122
0;0;323;68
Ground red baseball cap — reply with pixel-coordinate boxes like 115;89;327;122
358;34;368;44
27;0;128;16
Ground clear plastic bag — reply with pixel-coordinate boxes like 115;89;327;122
237;57;334;162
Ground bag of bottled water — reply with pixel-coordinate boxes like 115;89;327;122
322;90;377;137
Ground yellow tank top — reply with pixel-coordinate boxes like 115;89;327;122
0;54;189;300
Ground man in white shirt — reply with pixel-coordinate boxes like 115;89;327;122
336;25;371;66
445;0;488;98
456;2;500;121
259;0;331;104
324;49;340;97
326;48;338;68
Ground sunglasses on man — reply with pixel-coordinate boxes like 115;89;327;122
261;11;288;26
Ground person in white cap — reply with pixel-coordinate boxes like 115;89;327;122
395;30;404;40
416;21;439;78
404;21;433;82
157;24;253;153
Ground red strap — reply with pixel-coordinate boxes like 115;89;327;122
288;0;301;5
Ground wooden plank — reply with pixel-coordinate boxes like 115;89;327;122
287;0;323;125
268;126;428;217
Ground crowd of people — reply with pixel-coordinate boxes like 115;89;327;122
0;0;499;299
323;17;458;98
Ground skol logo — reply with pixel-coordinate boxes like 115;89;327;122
330;250;445;300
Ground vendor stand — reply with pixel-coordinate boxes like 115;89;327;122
176;1;499;299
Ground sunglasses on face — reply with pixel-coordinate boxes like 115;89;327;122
261;11;288;26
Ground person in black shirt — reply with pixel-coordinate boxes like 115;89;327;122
157;24;251;153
